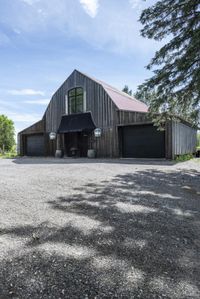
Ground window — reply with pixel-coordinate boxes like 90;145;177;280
68;87;84;114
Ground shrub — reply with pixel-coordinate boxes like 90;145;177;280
0;145;17;159
175;154;194;162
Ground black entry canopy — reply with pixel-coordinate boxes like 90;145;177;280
58;112;96;133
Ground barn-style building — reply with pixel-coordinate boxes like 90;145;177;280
18;70;197;159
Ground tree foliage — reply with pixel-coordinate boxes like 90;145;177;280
134;86;156;105
197;132;200;148
122;85;133;96
139;0;200;126
0;115;15;151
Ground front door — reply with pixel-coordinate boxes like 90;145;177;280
64;132;89;157
78;132;89;157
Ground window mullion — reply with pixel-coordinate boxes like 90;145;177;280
68;87;83;114
75;87;78;113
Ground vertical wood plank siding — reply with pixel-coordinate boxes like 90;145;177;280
165;121;172;159
19;70;156;157
115;111;153;157
117;111;150;125
171;121;197;159
18;119;45;156
44;70;121;157
19;70;197;158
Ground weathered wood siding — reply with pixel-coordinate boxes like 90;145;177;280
45;70;119;157
117;110;150;125
18;119;45;156
45;70;117;131
171;121;197;158
114;111;152;157
19;68;153;157
19;70;153;157
19;119;45;135
20;70;197;159
165;121;172;159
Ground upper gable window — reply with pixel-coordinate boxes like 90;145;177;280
68;87;84;114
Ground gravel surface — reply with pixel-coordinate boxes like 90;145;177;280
0;157;200;299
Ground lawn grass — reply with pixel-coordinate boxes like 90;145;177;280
0;152;18;159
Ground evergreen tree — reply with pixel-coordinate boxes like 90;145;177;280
139;0;200;126
122;85;133;96
134;86;155;105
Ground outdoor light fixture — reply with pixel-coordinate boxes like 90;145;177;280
49;132;56;140
94;128;102;138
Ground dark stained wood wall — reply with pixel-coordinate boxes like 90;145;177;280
43;70;153;157
19;119;45;135
19;70;197;159
165;121;172;159
117;110;150;125
113;111;152;157
18;119;45;156
171;121;197;158
18;70;158;157
45;70;118;130
44;70;120;157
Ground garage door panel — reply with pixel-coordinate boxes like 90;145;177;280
122;125;165;158
26;135;44;156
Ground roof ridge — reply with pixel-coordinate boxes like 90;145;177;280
75;69;148;112
75;69;145;104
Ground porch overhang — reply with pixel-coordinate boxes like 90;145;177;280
57;112;96;133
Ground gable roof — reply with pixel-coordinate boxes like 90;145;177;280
76;70;148;113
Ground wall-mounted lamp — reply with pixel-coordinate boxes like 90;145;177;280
49;132;56;140
94;128;102;138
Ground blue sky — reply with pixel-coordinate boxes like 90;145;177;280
0;0;159;136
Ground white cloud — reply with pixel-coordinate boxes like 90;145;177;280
8;89;45;96
1;0;159;55
0;104;42;123
80;0;99;18
6;112;41;122
21;0;41;6
129;0;142;9
13;28;21;35
1;110;40;126
0;99;21;110
24;98;50;105
77;3;160;55
0;101;44;137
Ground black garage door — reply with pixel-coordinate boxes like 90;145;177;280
26;134;44;156
121;125;165;158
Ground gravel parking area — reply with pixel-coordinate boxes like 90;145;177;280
0;158;200;299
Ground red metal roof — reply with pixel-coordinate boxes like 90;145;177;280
102;84;148;113
77;70;148;113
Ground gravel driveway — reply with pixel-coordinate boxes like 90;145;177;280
0;158;200;299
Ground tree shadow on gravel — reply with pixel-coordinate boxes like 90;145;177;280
0;169;200;299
